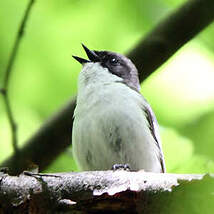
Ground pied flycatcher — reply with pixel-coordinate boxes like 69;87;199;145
72;44;165;173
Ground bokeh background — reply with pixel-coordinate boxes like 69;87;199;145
0;0;214;173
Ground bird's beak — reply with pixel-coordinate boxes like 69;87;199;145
72;44;100;64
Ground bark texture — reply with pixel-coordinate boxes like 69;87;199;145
0;171;213;213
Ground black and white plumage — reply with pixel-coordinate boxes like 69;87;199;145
72;44;166;173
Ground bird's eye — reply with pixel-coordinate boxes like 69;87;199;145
109;57;119;65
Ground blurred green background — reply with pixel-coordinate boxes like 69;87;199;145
0;0;214;174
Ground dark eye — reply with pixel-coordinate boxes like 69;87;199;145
109;57;119;65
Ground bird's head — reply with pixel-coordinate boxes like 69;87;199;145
73;44;140;91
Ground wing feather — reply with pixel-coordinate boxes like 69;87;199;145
142;99;166;173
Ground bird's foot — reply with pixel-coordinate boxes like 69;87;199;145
111;163;130;171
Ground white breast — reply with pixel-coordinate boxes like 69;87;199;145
72;63;163;172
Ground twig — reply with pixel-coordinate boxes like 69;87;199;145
1;92;18;153
3;0;35;89
24;171;62;178
0;0;35;154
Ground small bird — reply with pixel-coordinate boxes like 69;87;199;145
72;44;165;173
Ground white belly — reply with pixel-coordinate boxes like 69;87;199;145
72;83;162;172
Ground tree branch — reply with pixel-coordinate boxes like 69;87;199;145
1;99;76;174
0;171;213;213
1;0;214;174
128;0;214;82
0;0;35;155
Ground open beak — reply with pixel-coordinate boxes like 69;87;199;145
72;44;100;64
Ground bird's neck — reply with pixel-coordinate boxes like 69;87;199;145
78;62;123;91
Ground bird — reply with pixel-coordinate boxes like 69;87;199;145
72;44;166;173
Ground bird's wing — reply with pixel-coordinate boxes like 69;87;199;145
142;98;166;173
